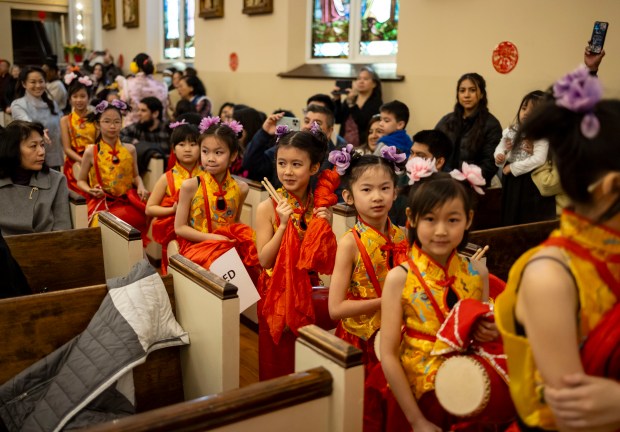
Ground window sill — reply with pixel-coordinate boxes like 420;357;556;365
278;63;404;81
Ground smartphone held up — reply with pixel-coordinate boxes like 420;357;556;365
589;21;609;54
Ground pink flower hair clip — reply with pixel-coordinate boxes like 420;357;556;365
78;76;93;87
275;124;290;142
222;119;244;135
328;143;354;175
169;119;188;129
450;162;486;195
64;72;78;86
406;157;437;185
380;146;407;174
199;116;221;133
553;64;603;139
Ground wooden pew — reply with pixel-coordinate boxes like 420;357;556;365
68;189;88;229
0;254;240;416
233;175;269;229
467;219;560;281
84;325;364;432
4;211;143;292
332;203;356;240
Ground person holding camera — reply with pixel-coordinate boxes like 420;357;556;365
332;66;383;147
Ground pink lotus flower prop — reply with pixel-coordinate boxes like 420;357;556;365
406;157;437;185
450;162;486;195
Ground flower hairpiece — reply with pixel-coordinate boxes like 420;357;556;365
78;76;93;87
328;143;354;175
222;120;243;135
310;121;321;135
449;162;485;195
95;99;128;115
380;146;407;174
553;64;603;139
169;119;188;129
64;72;77;86
275;124;290;142
199;116;220;133
406;157;437;185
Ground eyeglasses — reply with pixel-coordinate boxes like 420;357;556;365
101;120;122;126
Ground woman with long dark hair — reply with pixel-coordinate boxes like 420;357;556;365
10;66;64;170
436;72;502;185
177;75;211;117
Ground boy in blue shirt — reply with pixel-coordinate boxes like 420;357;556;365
373;100;412;157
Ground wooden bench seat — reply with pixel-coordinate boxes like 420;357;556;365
0;253;241;418
467;219;560;281
4;211;143;292
84;325;364;432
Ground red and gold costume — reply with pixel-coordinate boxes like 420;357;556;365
178;171;259;276
258;188;319;381
63;111;96;197
151;162;202;273
497;210;620;431
87;140;147;242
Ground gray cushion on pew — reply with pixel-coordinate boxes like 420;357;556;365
0;260;189;432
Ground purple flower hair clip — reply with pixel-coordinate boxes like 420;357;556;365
380;146;407;174
199;116;221;133
110;99;128;112
169;119;188;129
310;121;321;136
450;162;486;195
275;124;290;142
553;65;603;139
94;100;109;114
223;120;244;135
328;143;354;175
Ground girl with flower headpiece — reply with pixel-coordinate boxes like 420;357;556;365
496;65;620;432
327;145;408;431
174;117;258;276
77;99;149;243
60;72;96;197
255;126;335;381
380;160;516;431
146;120;202;274
493;90;556;226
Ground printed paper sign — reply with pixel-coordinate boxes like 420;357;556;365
209;248;260;313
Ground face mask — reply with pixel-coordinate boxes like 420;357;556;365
129;61;139;75
163;76;172;87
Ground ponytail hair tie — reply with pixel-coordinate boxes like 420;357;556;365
380;145;407;174
406;157;437;185
328;143;354;175
449;162;486;195
275;124;290;142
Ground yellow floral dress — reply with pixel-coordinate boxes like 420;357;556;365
401;244;484;399
64;111;96;196
496;210;619;430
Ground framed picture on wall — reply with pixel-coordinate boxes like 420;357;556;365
243;0;273;15
199;0;224;19
123;0;139;28
101;0;116;30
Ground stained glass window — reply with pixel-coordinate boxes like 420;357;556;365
163;0;194;60
310;0;398;61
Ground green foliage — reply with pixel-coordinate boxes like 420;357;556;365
312;18;350;44
360;18;398;42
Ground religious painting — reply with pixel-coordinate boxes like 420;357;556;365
242;0;273;15
123;0;139;28
101;0;116;30
199;0;224;19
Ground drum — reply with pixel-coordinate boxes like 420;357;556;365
435;355;490;417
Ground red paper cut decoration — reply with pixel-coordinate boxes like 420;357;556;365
492;41;519;74
229;53;239;72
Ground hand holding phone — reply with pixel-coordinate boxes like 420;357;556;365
333;79;353;95
276;116;300;131
589;21;609;55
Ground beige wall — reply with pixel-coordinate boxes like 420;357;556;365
0;0;68;64
95;0;620;130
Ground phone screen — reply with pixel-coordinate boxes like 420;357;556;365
590;21;609;54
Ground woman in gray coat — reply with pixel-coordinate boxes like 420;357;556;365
0;121;71;235
10;66;64;170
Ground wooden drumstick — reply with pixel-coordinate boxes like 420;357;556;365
262;178;282;203
471;245;490;261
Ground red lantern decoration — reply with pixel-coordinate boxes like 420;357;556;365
38;11;46;21
492;41;519;74
229;53;239;72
